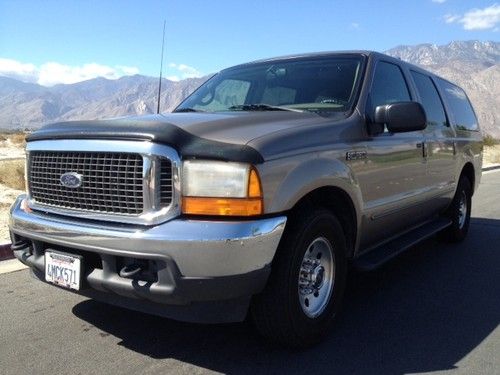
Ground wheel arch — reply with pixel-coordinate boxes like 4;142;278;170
287;186;358;259
460;162;476;194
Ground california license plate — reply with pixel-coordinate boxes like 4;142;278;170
45;251;82;290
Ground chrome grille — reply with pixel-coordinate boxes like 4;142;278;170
159;158;173;206
28;151;144;215
26;140;180;225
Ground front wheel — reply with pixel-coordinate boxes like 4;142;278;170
250;208;347;347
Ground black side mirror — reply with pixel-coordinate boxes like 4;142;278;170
372;101;427;133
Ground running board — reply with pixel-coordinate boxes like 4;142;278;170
354;218;452;271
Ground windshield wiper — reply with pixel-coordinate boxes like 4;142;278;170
173;107;203;113
227;104;302;112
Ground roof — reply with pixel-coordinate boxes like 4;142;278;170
223;51;377;71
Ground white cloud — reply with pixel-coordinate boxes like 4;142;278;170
0;58;140;86
461;4;500;30
116;65;140;75
444;4;500;30
168;62;203;80
0;58;38;83
432;0;447;4
165;75;180;82
444;14;460;24
349;22;360;30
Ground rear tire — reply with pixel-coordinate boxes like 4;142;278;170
250;208;347;348
441;176;472;242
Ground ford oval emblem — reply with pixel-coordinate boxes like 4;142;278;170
60;172;83;188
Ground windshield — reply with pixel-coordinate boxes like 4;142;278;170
175;55;364;114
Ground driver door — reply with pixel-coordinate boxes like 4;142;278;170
355;60;427;249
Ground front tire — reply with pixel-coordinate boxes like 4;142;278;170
441;176;472;242
250;208;347;347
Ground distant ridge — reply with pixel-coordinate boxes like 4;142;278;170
0;40;498;136
0;74;207;131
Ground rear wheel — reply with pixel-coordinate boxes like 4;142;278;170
441;176;472;242
250;208;347;347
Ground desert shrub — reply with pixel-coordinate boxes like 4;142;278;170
0;132;26;145
0;159;25;190
483;134;499;147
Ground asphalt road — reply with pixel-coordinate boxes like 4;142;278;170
1;171;499;375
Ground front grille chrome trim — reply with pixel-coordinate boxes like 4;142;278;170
26;139;181;225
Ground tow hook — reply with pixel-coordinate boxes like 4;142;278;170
119;264;143;278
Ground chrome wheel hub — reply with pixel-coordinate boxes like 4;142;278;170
298;237;335;318
458;191;467;229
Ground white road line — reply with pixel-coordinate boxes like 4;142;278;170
482;168;500;175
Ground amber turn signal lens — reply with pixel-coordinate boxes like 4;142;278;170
248;168;263;198
182;197;263;216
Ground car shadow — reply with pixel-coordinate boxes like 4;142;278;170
72;217;500;374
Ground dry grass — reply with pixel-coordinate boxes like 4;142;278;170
0;132;27;145
0;159;25;190
8;133;27;146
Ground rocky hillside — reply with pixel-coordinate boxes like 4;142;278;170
386;41;500;137
0;75;207;130
0;40;498;136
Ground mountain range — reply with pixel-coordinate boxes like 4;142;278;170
0;75;206;131
0;40;499;136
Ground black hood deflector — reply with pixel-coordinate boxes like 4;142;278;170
26;117;264;164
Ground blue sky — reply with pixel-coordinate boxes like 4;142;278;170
0;0;498;86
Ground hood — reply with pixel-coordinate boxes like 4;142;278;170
27;111;332;163
159;111;327;144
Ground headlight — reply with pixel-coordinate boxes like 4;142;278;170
182;160;263;216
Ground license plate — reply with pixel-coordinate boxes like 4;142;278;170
45;251;82;290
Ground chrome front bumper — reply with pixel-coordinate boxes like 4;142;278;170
9;196;286;322
9;195;286;278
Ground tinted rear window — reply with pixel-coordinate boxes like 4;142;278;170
411;71;447;127
437;78;478;131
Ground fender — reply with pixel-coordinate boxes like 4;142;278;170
263;155;363;225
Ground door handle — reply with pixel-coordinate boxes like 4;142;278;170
417;142;428;158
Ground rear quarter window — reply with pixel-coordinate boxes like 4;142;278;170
411;71;448;127
437;78;478;131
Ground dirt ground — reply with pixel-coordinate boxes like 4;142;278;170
0;137;26;160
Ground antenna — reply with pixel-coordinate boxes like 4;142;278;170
157;20;166;114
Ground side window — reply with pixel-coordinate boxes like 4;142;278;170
437;78;478;131
194;79;250;111
411;71;447;127
370;61;411;110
